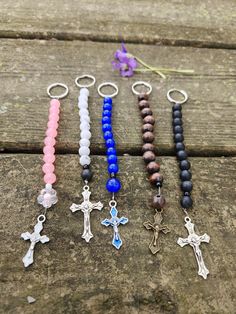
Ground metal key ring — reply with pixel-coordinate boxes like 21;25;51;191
132;81;152;96
75;74;96;88
97;82;119;98
47;83;69;99
167;89;188;104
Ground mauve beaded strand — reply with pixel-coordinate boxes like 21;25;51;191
20;83;69;268
167;89;210;279
132;81;170;255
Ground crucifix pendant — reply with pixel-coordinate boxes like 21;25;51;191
70;185;103;243
21;215;49;268
143;211;170;254
177;217;210;279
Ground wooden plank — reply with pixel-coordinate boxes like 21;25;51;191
0;39;236;156
0;1;236;48
0;154;235;313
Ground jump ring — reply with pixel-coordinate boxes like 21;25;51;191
75;75;96;88
37;214;46;223
109;200;117;208
97;82;119;98
132;81;152;96
167;89;188;104
47;83;69;99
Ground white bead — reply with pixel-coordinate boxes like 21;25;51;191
79;109;89;117
81;130;91;139
79;146;90;156
80;88;89;97
78;101;88;110
80;115;90;123
80;155;91;166
78;95;88;103
79;138;90;147
80;122;90;131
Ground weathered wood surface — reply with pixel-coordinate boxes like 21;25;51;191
0;39;236;156
0;1;236;48
0;154;235;314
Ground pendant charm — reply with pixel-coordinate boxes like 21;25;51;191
101;204;128;250
143;211;170;254
177;217;210;279
70;185;103;243
21;215;49;268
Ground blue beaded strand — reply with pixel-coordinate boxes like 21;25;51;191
101;97;121;193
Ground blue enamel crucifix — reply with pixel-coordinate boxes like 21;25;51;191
101;207;128;249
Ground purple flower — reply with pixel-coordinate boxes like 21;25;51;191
112;43;137;77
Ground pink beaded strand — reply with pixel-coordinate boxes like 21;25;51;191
42;99;60;184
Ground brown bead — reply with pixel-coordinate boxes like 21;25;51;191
142;131;154;143
138;100;149;110
152;195;166;209
143;115;155;125
141;108;153;118
149;172;163;185
142;123;154;133
147;162;160;174
142;143;155;153
138;93;149;101
143;151;156;163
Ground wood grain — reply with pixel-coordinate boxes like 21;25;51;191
0;1;236;48
0;154;235;313
0;39;236;156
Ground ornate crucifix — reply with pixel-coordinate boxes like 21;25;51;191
143;211;170;254
21;215;49;268
177;217;210;279
101;206;128;249
70;187;103;243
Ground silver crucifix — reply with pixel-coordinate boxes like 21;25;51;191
21;215;49;268
70;185;103;243
177;217;210;279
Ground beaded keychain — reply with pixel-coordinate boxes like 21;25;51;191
167;89;210;279
21;83;69;268
132;81;170;254
70;75;103;243
98;82;128;249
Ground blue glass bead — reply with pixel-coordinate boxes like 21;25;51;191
104;97;112;105
102;124;112;132
108;163;119;174
106;178;121;193
107;147;117;155
104;131;113;140
103;103;112;111
103;110;111;117
102;116;111;125
107;154;117;164
106;139;115;148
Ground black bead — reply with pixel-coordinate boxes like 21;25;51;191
179;160;191;170
181;195;193;209
172;103;182;111
177;150;188;160
156;181;163;188
172;110;182;119
181;181;193;192
175;142;185;151
173;118;182;126
174;133;184;143
81;169;93;181
83;164;89;169
174;125;183;134
180;170;192;181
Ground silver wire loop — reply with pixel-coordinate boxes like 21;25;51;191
132;81;152;96
47;83;69;99
167;89;188;104
97;82;119;98
75;75;96;88
37;214;46;223
109;200;117;208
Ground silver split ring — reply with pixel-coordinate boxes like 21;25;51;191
47;83;69;99
132;81;152;96
167;89;188;104
97;82;119;98
75;74;96;88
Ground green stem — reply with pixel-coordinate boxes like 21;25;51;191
135;68;194;74
134;56;166;79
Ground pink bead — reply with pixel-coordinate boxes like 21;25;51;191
44;137;56;146
50;99;60;109
42;163;55;174
44;173;56;184
47;120;58;129
43;154;55;163
49;107;60;116
46;128;57;138
43;146;55;154
49;113;59;122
